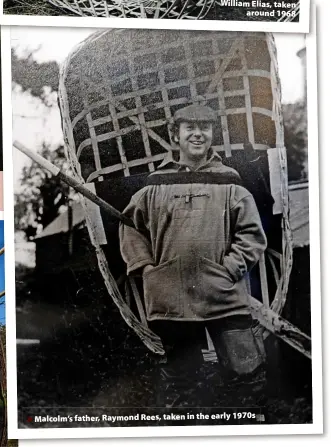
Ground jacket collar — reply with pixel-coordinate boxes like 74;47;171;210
158;148;223;171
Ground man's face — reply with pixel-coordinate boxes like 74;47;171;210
176;121;213;162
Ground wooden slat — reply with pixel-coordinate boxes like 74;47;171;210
153;1;161;18
202;350;217;363
184;40;198;104
267;247;282;260
50;1;217;20
89;103;272;129
88;0;96;15
139;0;147;18
239;39;255;145
267;251;281;286
82;142;271;182
104;94;173;152
80;68;270;108
129;277;148;327
213;143;270;151
157;51;177;145
86;153;167;182
85;142;272;182
77;123;139;159
75;63;270;109
108;88;130;177
107;69;271;101
206;38;242;95
249;295;311;360
79;70;103;178
85;109;102;174
205;329;215;352
92;114;113;127
201;294;311;363
224;107;273;117
128;38;155;173
72;71;271;131
259;254;270;308
103;0;110;17
146;128;173;152
211;37;232;157
78;105;272;161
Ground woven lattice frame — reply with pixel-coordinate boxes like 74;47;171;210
58;29;292;353
48;0;216;18
61;30;281;181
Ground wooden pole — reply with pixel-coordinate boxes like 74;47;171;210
13;141;135;229
13;141;165;356
13;142;311;360
249;295;311;360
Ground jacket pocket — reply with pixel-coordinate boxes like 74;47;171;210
196;257;248;314
143;257;182;319
199;257;235;291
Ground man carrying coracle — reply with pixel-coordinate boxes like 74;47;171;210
119;104;268;409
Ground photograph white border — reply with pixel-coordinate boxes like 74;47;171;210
2;5;323;439
0;1;310;33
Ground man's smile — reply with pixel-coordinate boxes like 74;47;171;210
189;141;205;146
176;120;213;166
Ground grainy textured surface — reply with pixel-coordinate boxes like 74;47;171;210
4;0;216;17
58;29;293;354
11;27;311;432
4;0;70;15
61;30;277;181
4;0;300;20
16;276;312;428
48;0;217;19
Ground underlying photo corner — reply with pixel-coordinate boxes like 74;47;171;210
0;0;311;34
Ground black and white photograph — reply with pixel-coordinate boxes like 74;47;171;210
2;0;300;20
1;1;311;34
4;23;322;439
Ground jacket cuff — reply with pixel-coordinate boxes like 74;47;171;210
127;258;155;275
222;258;242;283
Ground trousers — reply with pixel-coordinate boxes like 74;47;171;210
150;315;267;408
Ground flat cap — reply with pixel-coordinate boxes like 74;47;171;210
173;104;217;123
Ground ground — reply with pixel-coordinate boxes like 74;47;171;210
15;265;312;430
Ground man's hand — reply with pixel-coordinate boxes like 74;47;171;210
143;265;154;275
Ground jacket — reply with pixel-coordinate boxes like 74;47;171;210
119;149;267;322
